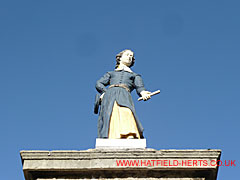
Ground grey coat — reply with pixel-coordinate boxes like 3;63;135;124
95;70;146;138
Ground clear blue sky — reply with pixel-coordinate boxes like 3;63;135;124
0;0;239;179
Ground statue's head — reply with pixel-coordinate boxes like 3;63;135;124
115;49;135;69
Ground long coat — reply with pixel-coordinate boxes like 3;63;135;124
95;70;146;138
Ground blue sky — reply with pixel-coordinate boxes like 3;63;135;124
0;0;239;179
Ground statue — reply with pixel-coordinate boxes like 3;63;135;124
94;49;159;139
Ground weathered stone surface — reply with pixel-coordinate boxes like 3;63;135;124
20;149;221;180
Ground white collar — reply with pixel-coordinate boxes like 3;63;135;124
115;64;133;73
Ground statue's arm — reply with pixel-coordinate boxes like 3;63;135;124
134;74;146;97
134;74;151;101
95;72;111;94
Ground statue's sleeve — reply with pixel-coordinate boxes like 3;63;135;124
134;74;146;97
95;72;111;94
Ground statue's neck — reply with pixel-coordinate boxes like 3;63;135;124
115;63;133;73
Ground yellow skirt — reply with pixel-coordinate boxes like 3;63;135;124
108;101;140;139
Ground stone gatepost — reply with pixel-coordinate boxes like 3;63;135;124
20;142;221;180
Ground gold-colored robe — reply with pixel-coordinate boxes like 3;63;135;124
108;101;140;139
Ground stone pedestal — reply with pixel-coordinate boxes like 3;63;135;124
95;138;146;149
20;149;221;180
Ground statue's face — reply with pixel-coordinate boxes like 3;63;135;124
120;50;134;67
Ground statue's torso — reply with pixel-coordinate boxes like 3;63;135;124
108;70;136;92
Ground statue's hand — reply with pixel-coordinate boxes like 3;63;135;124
140;91;151;101
100;93;105;101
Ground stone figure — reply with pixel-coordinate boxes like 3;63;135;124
95;49;152;139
